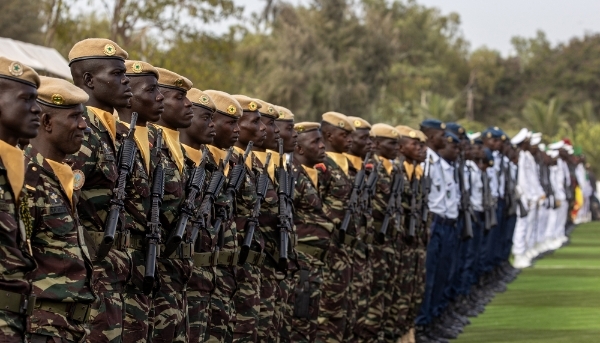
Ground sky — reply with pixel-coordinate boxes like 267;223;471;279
236;0;600;56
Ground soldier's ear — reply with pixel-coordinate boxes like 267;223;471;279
41;112;53;133
83;72;94;89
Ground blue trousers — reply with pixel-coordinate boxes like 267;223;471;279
445;218;465;303
501;214;517;261
461;213;484;293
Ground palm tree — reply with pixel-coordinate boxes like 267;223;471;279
417;91;456;122
569;101;597;126
521;97;569;139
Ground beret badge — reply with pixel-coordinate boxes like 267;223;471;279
227;105;237;115
51;94;65;106
268;106;275;114
487;132;492;138
296;125;304;132
458;127;464;134
132;62;143;73
174;79;183;87
8;62;23;76
200;95;210;105
279;112;284;119
501;134;506;140
339;121;345;128
441;123;446;129
409;131;416;138
354;120;361;127
447;136;452;142
249;101;257;111
103;43;116;56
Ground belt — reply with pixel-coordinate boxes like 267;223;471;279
433;215;457;227
34;300;92;323
160;243;193;259
240;250;266;267
296;244;329;262
89;231;130;250
215;249;239;267
193;251;218;267
0;291;35;316
363;233;374;245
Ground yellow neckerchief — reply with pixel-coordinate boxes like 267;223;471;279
233;146;253;170
253;151;275;180
403;160;423;181
302;164;318;188
378;155;393;175
88;106;117;142
267;149;283;180
207;145;230;175
344;153;363;171
155;125;184;172
0;140;24;203
182;144;202;165
45;159;74;208
326;152;349;176
119;120;150;173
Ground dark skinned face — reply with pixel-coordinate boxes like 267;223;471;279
159;88;193;129
188;107;215;145
349;128;372;158
399;137;421;162
326;127;352;153
0;81;41;145
238;111;266;146
431;129;446;150
417;142;427;163
275;120;297;153
440;141;459;162
128;75;164;124
375;137;399;160
258;115;280;150
212;112;239;149
42;104;88;155
84;59;132;108
297;130;326;166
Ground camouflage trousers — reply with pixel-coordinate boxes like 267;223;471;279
187;265;216;343
232;261;261;343
395;240;426;335
279;252;323;343
276;258;300;342
346;243;373;342
383;237;402;341
0;310;25;343
26;309;89;343
257;260;284;343
361;238;395;343
315;243;352;343
123;248;153;343
87;248;131;343
151;257;193;343
207;264;237;343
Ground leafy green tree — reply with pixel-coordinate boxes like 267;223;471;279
522;98;569;139
0;0;43;44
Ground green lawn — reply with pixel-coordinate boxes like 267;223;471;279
456;222;600;343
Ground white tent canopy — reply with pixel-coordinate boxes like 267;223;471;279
0;37;71;80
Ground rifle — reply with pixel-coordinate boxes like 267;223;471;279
482;171;497;231
164;147;209;257
276;139;291;271
505;160;518;216
421;157;433;223
378;163;403;244
239;152;271;265
97;112;138;261
459;154;474;240
339;152;371;244
360;158;380;218
192;148;233;248
143;129;165;295
408;161;420;239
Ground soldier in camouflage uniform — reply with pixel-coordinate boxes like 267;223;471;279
370;124;402;342
24;77;95;342
316;112;355;343
67;38;133;343
180;88;217;343
281;122;329;343
0;57;40;342
202;90;243;343
343;117;374;342
395;126;427;343
112;60;164;342
148;68;195;343
230;95;267;343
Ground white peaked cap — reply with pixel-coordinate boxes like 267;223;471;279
547;150;559;158
566;145;574;154
548;140;565;150
511;128;529;145
530;132;542;145
467;132;481;140
539;143;546;151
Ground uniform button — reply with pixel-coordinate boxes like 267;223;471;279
32;167;37;171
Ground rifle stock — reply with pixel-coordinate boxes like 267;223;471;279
276;139;290;271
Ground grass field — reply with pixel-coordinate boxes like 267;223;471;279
456;222;600;343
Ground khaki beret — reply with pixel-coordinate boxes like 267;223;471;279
348;116;371;130
0;57;40;88
125;60;158;78
68;38;128;65
156;67;193;91
204;90;242;118
322;112;355;132
36;76;89;108
294;122;320;133
255;99;278;118
275;106;294;121
416;130;427;142
187;88;216;112
395;125;419;140
232;95;262;112
371;123;399;139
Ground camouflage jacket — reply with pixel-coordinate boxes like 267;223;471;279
256;155;281;260
233;150;265;252
371;156;394;227
401;161;424;240
347;157;376;241
23;147;94;303
114;122;158;235
148;124;188;240
211;148;239;252
0;159;34;294
68;107;118;233
292;159;334;252
318;155;356;236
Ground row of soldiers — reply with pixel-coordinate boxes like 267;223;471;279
0;36;577;343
